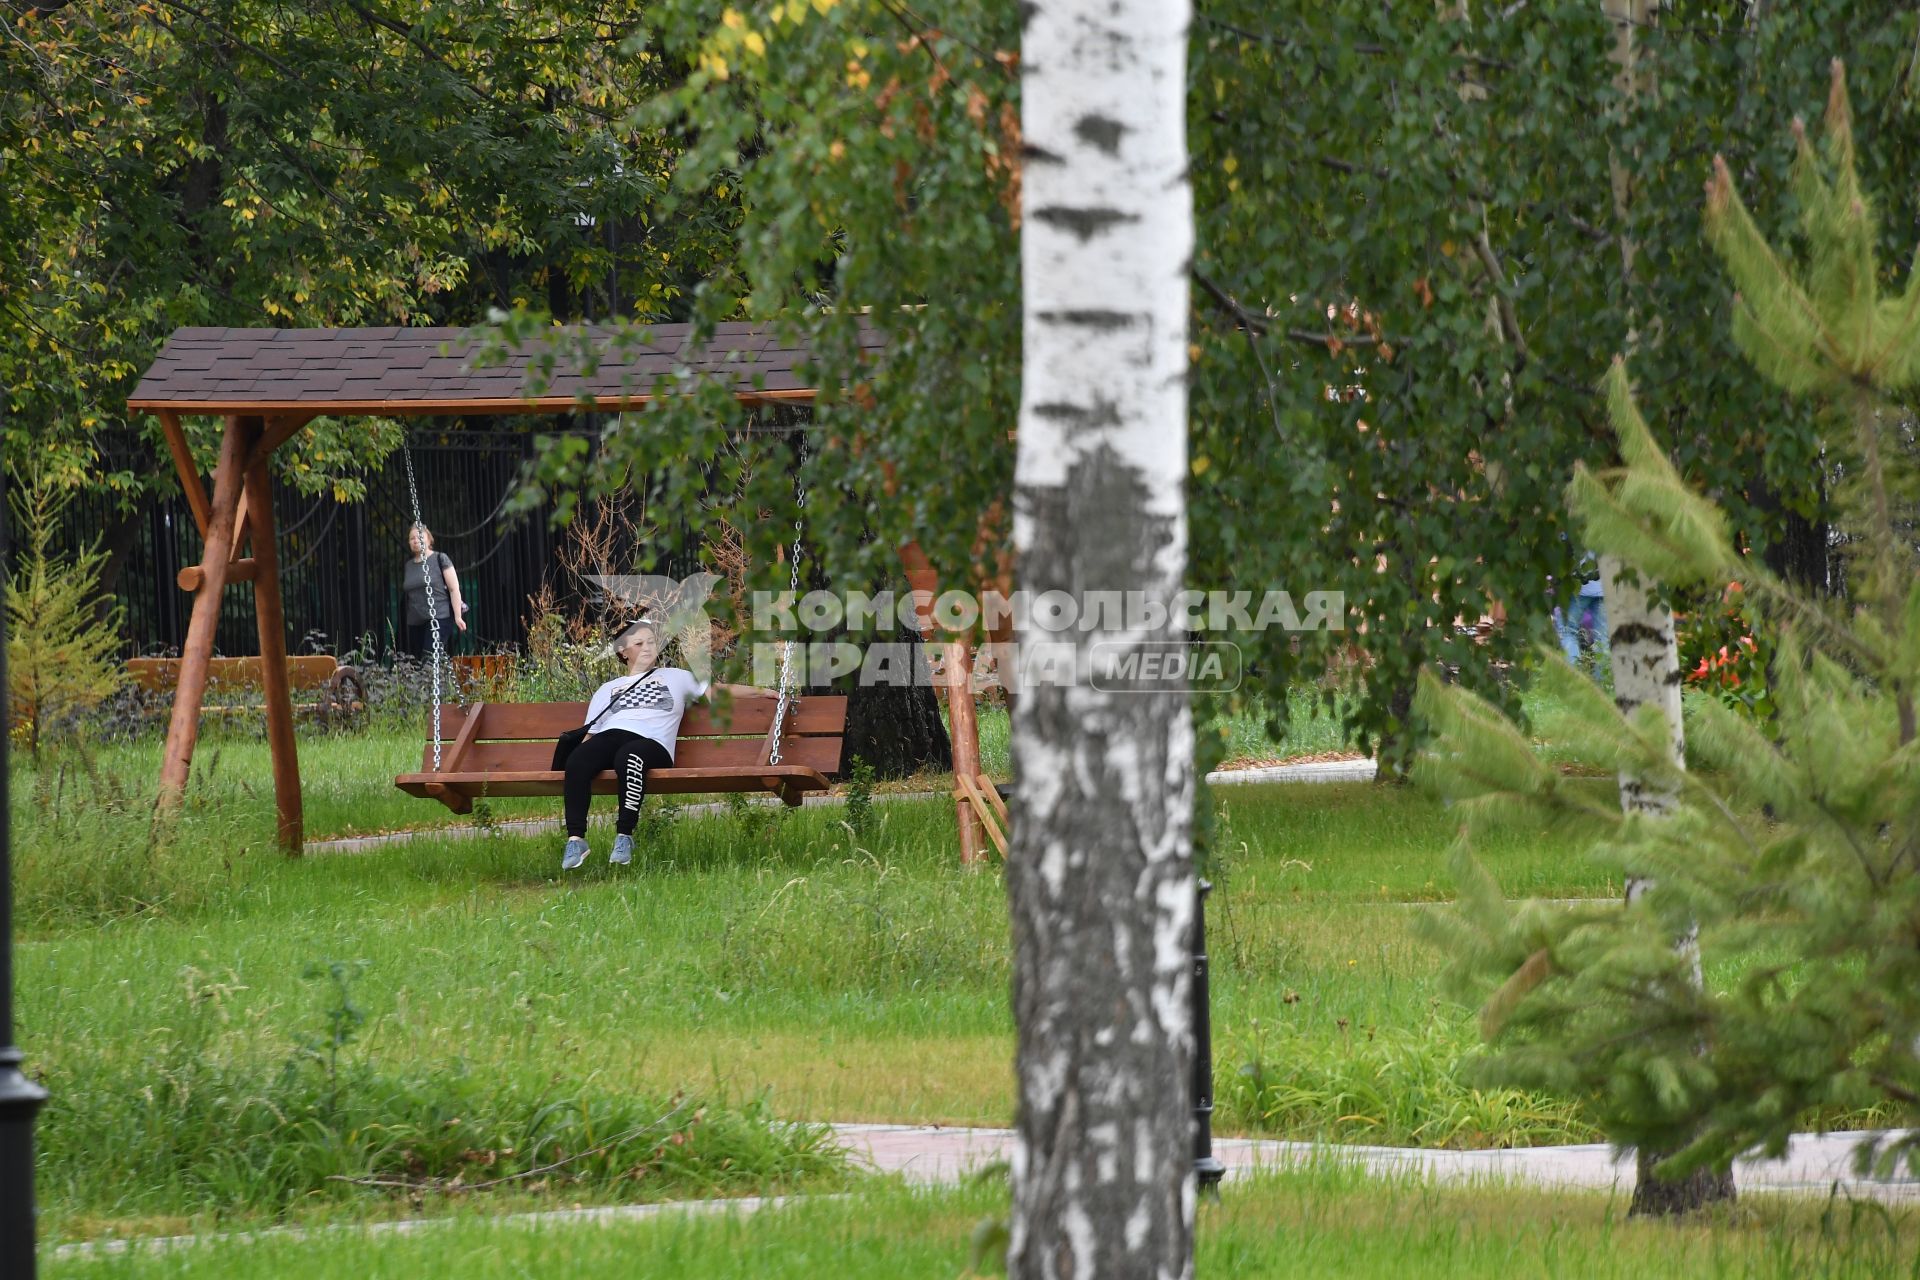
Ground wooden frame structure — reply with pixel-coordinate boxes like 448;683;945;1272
127;322;995;859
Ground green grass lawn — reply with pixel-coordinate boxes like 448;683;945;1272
15;678;1760;1248
18;730;1631;1243
45;1166;1920;1279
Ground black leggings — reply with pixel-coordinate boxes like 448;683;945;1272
405;619;453;660
562;729;674;837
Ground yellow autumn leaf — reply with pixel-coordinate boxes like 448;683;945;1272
811;0;836;13
744;31;766;57
1191;455;1211;476
1223;155;1238;175
722;7;744;29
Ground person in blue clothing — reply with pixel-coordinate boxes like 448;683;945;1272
1554;554;1608;672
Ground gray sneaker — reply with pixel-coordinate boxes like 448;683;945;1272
561;836;590;871
609;834;634;865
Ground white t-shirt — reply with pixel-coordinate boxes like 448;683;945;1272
582;667;709;760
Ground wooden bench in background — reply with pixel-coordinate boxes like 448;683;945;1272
394;696;849;813
126;655;367;724
450;653;516;699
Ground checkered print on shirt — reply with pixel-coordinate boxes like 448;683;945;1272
609;675;671;713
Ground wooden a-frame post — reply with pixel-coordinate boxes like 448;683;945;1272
155;412;310;852
900;542;993;865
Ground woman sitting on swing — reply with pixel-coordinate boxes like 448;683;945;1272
555;618;775;870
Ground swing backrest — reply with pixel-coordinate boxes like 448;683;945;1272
421;697;849;776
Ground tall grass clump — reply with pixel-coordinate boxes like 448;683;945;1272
1218;1010;1598;1149
36;959;850;1238
709;851;1009;1001
11;744;255;928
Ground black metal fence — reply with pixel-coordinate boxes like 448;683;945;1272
44;425;692;660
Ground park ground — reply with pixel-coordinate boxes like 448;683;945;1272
19;687;1920;1274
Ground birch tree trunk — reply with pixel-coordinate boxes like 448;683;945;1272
1009;2;1196;1276
1600;0;1736;1217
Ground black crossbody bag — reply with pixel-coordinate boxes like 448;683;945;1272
550;672;657;770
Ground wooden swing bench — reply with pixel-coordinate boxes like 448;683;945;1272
394;696;850;814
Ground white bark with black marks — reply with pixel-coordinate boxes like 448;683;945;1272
1011;1;1196;1277
1603;545;1732;1218
1600;553;1683;891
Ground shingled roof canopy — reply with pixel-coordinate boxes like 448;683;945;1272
126;319;882;416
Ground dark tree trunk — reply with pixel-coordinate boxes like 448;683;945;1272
1370;666;1419;786
1752;473;1832;597
1630;1157;1737;1218
842;628;951;778
92;507;144;627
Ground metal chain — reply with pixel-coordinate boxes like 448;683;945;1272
402;445;446;770
767;438;807;766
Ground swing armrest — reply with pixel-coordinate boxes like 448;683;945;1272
755;712;781;765
434;702;487;775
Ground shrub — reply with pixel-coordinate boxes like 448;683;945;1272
7;470;125;755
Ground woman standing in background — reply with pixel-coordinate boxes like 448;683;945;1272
401;523;467;658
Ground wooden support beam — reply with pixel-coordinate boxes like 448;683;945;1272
176;561;257;591
157;415;251;809
440;702;487;775
157;410;213;537
898;540;940;638
954;772;1008;859
248;412;318;470
422;781;473;814
898;543;991;867
243;422;303;853
942;638;988;867
231;490;253;560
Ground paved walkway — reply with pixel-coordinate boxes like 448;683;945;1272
834;1122;1920;1201
308;757;1379;854
51;1123;1917;1260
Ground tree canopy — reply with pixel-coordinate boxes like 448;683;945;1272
1;0;737;503
529;0;1919;766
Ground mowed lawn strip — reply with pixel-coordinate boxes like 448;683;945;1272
43;1166;1920;1280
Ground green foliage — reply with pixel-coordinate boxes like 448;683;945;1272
1;0;738;510
1227;1002;1598;1149
480;2;1920;777
844;755;877;838
1418;65;1920;1183
6;471;126;754
13;741;250;927
36;958;848;1227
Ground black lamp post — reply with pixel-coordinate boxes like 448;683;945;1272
0;448;48;1272
1191;878;1225;1189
